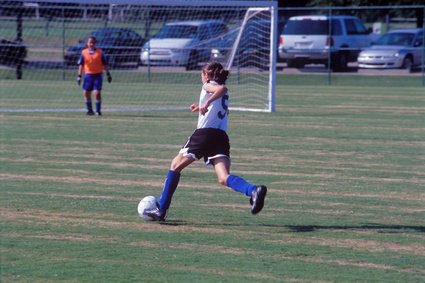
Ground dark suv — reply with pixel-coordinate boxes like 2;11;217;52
0;38;27;66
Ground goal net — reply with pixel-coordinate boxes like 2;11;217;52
0;1;277;113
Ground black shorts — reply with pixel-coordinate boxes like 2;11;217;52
180;128;230;165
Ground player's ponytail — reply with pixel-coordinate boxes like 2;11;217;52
203;61;229;85
217;69;229;85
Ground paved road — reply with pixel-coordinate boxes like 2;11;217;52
5;59;424;77
135;63;424;76
276;62;424;76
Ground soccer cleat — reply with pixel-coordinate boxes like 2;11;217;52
86;111;94;116
96;111;102;116
143;207;168;221
250;185;267;214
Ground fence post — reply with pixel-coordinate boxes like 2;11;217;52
62;7;65;81
422;7;424;87
16;1;23;80
327;7;332;85
147;7;151;83
237;7;240;84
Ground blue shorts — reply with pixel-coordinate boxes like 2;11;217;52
83;73;103;91
180;128;231;165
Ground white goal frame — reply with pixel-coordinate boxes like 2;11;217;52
3;0;278;113
225;6;277;112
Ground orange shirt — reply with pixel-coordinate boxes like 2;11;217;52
82;48;104;74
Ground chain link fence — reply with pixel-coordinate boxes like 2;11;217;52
0;3;424;85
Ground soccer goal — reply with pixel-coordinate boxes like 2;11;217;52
0;1;277;113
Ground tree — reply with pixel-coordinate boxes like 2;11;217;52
305;0;424;28
307;0;424;6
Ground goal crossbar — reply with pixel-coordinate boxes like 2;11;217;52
1;1;277;113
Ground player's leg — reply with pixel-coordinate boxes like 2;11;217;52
84;90;94;115
92;74;102;116
144;153;195;221
83;74;95;115
214;156;256;196
211;156;230;185
213;157;267;214
94;90;102;116
159;153;194;210
170;152;195;173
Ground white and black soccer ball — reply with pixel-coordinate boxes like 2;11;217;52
137;196;159;221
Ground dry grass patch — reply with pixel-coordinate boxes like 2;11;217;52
268;237;425;256
274;189;425;201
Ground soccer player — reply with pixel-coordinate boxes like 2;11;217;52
77;35;112;116
143;61;267;221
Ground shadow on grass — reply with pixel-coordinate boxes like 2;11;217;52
284;224;425;233
158;220;187;226
159;220;425;234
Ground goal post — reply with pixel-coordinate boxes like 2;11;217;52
225;6;277;112
0;0;278;113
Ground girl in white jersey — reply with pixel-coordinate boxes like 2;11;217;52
143;61;267;221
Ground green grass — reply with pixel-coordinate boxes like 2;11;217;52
1;75;424;282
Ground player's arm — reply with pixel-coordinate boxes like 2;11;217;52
78;64;83;76
199;83;228;115
101;50;112;83
77;64;84;86
102;51;110;73
77;53;84;76
104;64;110;74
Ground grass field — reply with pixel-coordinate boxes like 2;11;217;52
1;75;424;282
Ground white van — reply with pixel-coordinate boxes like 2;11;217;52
278;15;379;71
141;20;228;70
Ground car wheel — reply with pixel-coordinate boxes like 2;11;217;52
186;50;199;70
287;59;304;68
402;56;413;70
332;52;348;72
286;59;295;68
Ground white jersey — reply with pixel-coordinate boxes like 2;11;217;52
196;80;229;132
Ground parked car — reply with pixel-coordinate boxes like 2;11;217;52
65;28;146;67
210;20;286;70
140;20;228;70
357;28;424;70
278;15;380;71
0;38;27;66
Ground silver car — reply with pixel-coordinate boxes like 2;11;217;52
357;28;424;69
140;20;228;70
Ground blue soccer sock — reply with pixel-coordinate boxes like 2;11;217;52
226;174;256;196
85;100;93;112
95;101;102;113
158;170;181;211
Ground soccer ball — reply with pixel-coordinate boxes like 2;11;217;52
137;196;159;221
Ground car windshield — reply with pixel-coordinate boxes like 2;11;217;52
283;19;342;35
155;25;198;39
375;33;415;46
244;24;269;38
224;23;269;41
223;29;237;40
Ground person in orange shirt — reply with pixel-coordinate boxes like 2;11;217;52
77;36;112;116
